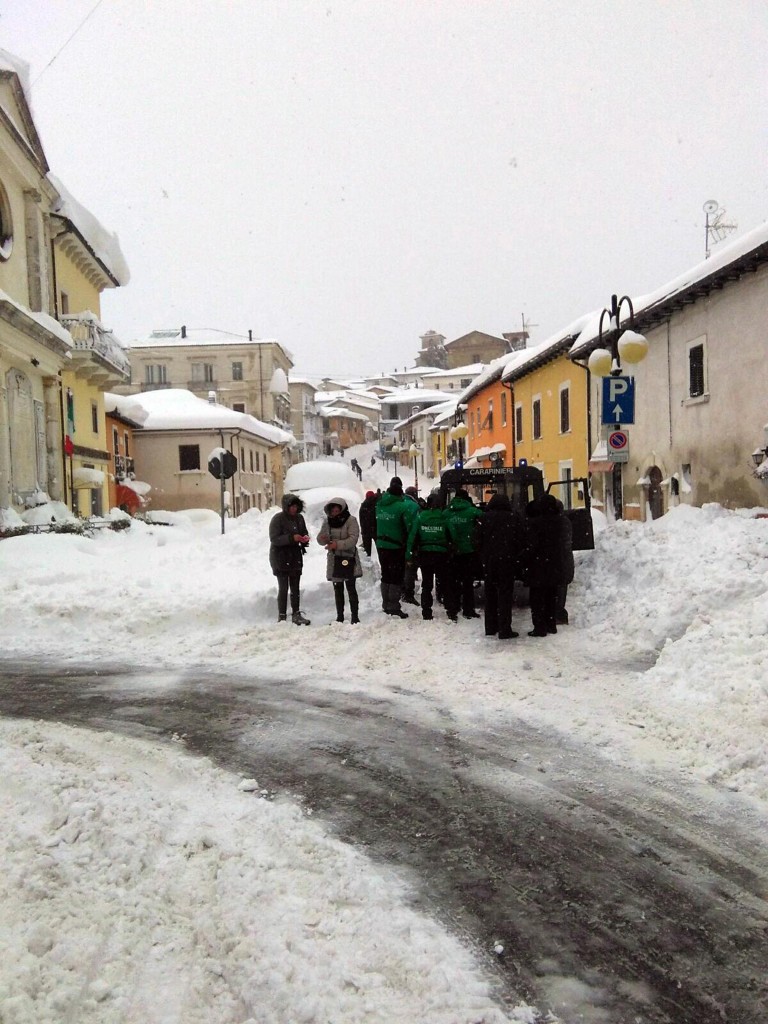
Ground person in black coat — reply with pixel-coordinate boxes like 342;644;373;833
554;498;575;624
479;493;526;639
269;493;311;625
358;490;379;556
524;494;569;636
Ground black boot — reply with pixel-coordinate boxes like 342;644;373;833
386;584;408;618
334;585;345;623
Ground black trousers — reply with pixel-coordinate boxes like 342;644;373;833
444;553;479;616
530;584;558;633
276;573;301;616
377;546;406;586
418;551;447;617
484;577;515;637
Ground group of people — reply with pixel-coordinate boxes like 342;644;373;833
268;477;573;638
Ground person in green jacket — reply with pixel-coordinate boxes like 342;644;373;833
444;489;484;620
374;477;419;618
406;494;450;620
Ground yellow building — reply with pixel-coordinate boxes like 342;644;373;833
460;327;590;508
50;177;130;516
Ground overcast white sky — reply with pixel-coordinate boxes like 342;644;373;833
2;0;766;377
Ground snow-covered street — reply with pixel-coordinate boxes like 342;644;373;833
1;450;767;1023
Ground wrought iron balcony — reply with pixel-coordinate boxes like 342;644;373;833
61;313;131;380
114;453;135;481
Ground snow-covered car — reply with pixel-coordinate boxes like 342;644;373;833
282;460;363;519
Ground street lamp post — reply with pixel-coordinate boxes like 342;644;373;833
408;441;419;493
587;294;648;378
391;443;400;476
449;421;468;466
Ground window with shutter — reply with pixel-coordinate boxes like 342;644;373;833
689;344;705;397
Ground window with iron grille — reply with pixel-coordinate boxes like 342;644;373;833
232;361;243;381
532;398;542;440
500;390;507;427
688;343;705;397
515;404;523;442
91;400;99;434
179;444;200;471
559;386;570;433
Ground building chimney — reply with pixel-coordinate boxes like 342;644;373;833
502;331;528;352
181;325;187;339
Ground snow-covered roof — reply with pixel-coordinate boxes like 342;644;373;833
318;404;369;422
126;389;294;445
315;390;379;411
0;49;32;106
103;392;149;427
570;219;768;358
395;399;457;430
428;401;460;430
378;387;448;406
0;287;73;349
48;175;130;287
421;363;486;379
129;328;293;363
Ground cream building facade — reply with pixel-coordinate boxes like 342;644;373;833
122;328;294;430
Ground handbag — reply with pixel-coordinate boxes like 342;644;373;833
333;553;356;579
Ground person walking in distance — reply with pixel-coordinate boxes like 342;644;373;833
374;477;419;618
317;498;362;624
479;493;525;639
406;493;450;620
269;493;311;625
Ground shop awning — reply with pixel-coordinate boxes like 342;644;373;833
588;440;613;474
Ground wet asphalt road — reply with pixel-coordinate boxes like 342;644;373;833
1;658;767;1024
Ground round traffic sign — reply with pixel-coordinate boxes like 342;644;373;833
608;430;628;451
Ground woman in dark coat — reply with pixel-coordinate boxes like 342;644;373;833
479;493;525;639
317;497;363;623
524;494;569;636
269;493;311;625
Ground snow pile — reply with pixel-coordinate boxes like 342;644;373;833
0;718;527;1024
1;485;767;803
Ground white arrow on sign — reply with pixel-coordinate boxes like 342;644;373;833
612;404;624;418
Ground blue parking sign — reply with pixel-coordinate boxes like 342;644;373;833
601;376;635;424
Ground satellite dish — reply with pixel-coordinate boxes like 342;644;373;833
703;200;719;215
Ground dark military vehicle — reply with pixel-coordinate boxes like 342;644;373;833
437;465;594;550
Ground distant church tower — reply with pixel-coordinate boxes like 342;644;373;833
415;329;448;369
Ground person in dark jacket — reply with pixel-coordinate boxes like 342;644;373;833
479;493;526;639
269;493;311;625
524;494;569;637
406;494;450;620
374;477;419;618
402;486;426;604
554;498;575;624
358;490;378;557
444;489;484;620
317;498;363;623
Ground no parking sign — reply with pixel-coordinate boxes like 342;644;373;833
607;430;629;463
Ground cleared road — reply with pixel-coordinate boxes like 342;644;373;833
1;659;766;1024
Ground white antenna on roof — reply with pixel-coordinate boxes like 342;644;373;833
703;200;737;259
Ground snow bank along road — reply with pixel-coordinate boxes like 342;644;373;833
1;659;766;1024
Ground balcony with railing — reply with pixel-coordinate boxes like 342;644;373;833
114;453;135;481
61;312;130;387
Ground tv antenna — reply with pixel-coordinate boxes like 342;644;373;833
703;200;737;259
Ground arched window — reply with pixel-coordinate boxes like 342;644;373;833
0;180;13;261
